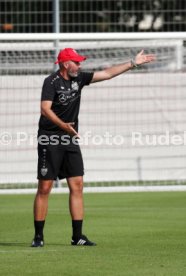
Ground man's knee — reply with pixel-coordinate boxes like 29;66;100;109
68;177;83;194
37;180;53;196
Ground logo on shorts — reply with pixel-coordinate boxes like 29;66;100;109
41;167;48;176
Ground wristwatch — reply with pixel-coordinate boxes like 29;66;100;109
130;59;138;68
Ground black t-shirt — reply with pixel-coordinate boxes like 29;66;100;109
39;70;93;132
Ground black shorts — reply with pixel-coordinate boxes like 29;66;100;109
37;130;84;180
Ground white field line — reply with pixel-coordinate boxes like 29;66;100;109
0;185;186;195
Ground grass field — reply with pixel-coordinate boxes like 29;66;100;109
0;192;186;276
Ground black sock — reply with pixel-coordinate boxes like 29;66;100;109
72;220;83;239
34;220;45;238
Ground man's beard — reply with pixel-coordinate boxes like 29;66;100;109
68;69;79;78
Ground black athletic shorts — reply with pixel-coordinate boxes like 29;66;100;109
37;130;84;180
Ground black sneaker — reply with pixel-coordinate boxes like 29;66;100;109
71;235;96;246
31;235;44;247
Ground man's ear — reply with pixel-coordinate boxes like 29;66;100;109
63;61;69;69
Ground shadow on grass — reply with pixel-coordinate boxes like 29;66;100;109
0;242;29;247
0;241;69;248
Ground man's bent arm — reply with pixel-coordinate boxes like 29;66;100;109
41;101;78;136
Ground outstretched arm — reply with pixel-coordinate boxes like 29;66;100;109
91;50;155;83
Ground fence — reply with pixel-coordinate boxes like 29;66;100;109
0;33;186;190
0;0;186;33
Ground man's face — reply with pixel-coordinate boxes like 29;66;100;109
66;60;81;77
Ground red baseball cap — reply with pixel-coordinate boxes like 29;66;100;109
55;48;86;64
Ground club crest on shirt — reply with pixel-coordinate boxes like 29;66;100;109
71;81;79;90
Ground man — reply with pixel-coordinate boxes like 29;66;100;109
31;48;155;247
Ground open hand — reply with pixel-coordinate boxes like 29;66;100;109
135;50;156;66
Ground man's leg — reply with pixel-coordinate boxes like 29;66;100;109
67;176;96;246
67;176;84;220
31;179;53;247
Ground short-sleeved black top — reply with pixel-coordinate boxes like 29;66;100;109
39;70;93;132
